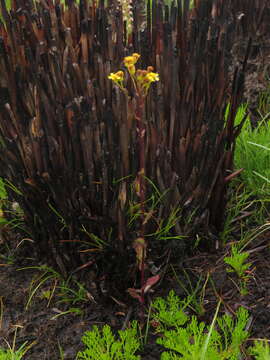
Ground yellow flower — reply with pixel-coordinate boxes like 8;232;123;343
124;53;141;68
115;71;124;80
132;53;140;62
145;72;159;82
124;56;135;67
108;71;124;83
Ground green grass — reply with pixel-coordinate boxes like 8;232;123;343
0;326;35;360
234;116;270;197
221;103;270;246
0;179;6;200
0;179;7;225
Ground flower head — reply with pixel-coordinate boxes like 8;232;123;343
145;72;159;83
124;53;140;75
108;54;159;97
132;53;140;62
124;56;135;66
108;71;124;82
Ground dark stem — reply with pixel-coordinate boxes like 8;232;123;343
135;93;147;304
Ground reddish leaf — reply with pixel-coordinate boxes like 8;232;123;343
127;288;143;303
142;274;160;294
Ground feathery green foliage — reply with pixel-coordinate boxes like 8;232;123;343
151;290;189;332
152;291;249;360
224;245;252;295
249;340;270;360
224;246;251;279
76;321;141;360
75;290;270;360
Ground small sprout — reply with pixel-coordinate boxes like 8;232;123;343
224;245;252;296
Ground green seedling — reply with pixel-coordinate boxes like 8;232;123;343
249;340;270;360
151;290;189;333
224;246;251;279
76;321;141;360
224;245;252;295
152;291;249;360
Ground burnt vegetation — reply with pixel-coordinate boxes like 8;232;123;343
0;0;268;286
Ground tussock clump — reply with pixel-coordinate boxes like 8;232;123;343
0;0;252;276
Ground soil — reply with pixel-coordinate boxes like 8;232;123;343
1;27;270;360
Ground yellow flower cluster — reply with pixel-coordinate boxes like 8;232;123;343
108;71;124;83
146;72;159;82
124;53;140;75
136;66;159;86
108;53;159;96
